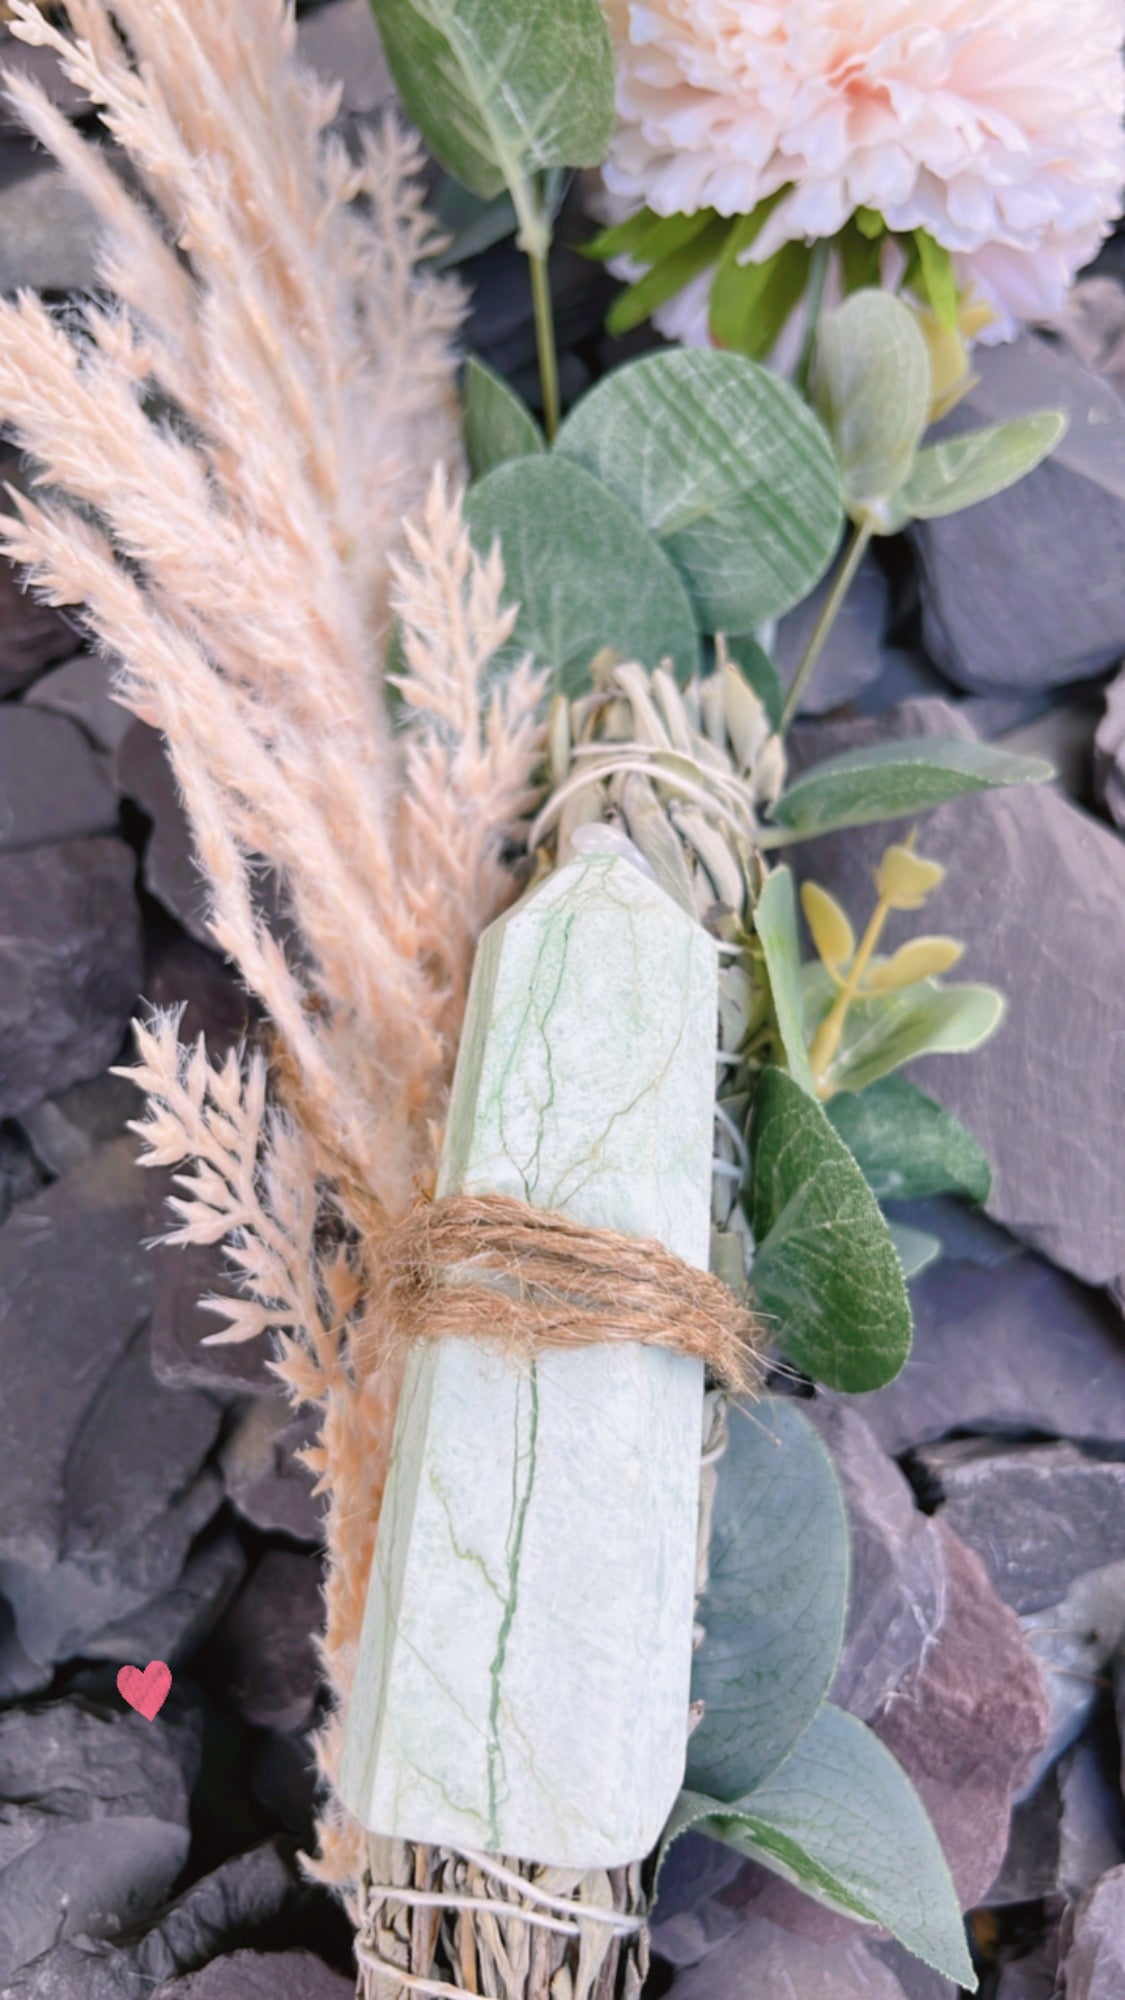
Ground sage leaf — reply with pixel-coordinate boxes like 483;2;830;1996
883;411;1067;530
753;868;816;1096
749;1066;912;1390
803;971;1005;1096
763;737;1051;841
369;0;614;205
464;356;545;478
556;350;843;632
665;1705;975;1990
825;1075;992;1204
464;454;700;693
687;1398;848;1799
813;291;931;519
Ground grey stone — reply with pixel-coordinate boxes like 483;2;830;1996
997;698;1101;811
114;722;210;942
24;650;135;758
1095;666;1125;831
0;1694;199;1986
667;1912;923;1999
248;1728;318;1840
141;934;251;1053
220;1394;323;1543
154;1949;353;1999
1061;1865;1125;2000
775;551;890;717
0;33;90;129
1047;276;1125;392
988;1766;1062;1907
0;1124;43;1226
1057;1728;1125;1899
1022;1562;1125;1787
911;336;1125;693
212;1552;323;1735
992;1934;1061;2000
651;1830;747;1968
831;1252;1125;1457
295;0;394;115
0;1596;51;1704
786;700;1125;1286
0;837;142;1119
0;1141;150;1573
1;1838;299;2000
149;1224;275;1401
0;553;76;695
0;161;98;293
20;1068;137;1177
84;1533;248;1669
0;708;117;851
916;1440;1125;1614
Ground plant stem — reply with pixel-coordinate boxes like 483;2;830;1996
528;243;561;441
779;516;874;734
794;237;830;397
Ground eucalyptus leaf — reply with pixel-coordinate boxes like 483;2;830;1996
813;291;931;518
688;1398;848;1799
464;356;545;478
887;1219;943;1278
664;1705;975;1990
804;965;1005;1095
753;868;816;1095
464;455;700;693
825;1074;992;1203
556;350;843;632
764;737;1051;841
882;411;1068;531
749;1066;912;1390
369;0;614;207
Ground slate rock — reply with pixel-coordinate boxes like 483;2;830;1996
114;721;210;942
295;0;394;115
141;933;251;1053
0;836;142;1119
988;1764;1063;1907
220;1394;324;1543
209;1552;323;1734
20;1066;137;1177
154;1948;353;1999
831;1252;1125;1457
667;1911;928;2000
910;336;1125;692
1095;665;1125;831
1;1838;300;2000
84;1532;247;1670
1061;1865;1125;2000
0;550;76;695
995;698;1102;813
0;707;117;851
0;1122;43;1226
992;1934;1062;2000
149;1224;274;1401
787;700;1125;1286
24;649;135;758
0;160;97;293
0;1594;51;1704
650;1828;746;1968
0;1693;199;1985
0;1141;150;1573
249;1728;319;1841
775;551;891;717
1056;1724;1125;1899
915;1440;1125;1614
1022;1562;1125;1786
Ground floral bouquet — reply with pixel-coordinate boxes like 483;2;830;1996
0;2;1121;1997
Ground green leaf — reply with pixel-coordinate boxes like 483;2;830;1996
764;737;1052;841
803;970;1005;1096
913;228;959;331
428;178;517;268
753;868;816;1096
464;454;700;694
884;411;1068;529
688;1398;848;1800
725;636;783;733
556;350;843;632
749;1066;912;1390
824;1074;992;1203
813;290;931;518
463;356;545;479
666;1705;976;1990
583;208;711;264
607;214;732;337
369;0;614;204
838;216;884;295
709;237;811;361
854;207;886;241
887;1219;943;1278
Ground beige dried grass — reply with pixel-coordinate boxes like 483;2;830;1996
0;0;546;1913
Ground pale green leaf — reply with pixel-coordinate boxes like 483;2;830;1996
464;455;700;693
369;0;614;204
813;290;931;517
763;737;1051;841
824;1074;992;1204
463;356;545;478
665;1705;975;1989
753;868;816;1096
800;880;855;972
883;411;1067;531
556;350;843;632
688;1399;848;1799
887;1219;943;1278
804;965;1006;1095
749;1066;912;1390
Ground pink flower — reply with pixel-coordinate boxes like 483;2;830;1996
603;0;1125;340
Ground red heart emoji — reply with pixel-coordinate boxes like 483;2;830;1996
117;1660;172;1721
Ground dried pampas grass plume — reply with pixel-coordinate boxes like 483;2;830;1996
0;0;545;1912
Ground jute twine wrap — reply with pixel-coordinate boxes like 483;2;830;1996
354;1197;756;2000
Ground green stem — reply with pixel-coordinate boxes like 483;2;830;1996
779;515;874;734
794;237;830;398
528;243;560;441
